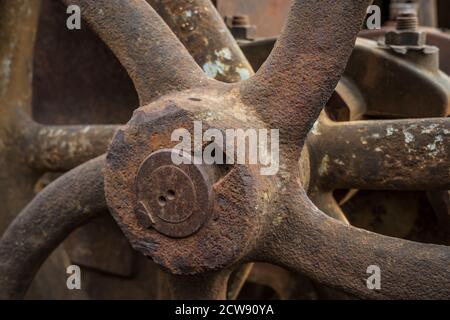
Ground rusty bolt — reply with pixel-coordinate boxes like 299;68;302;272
231;15;250;27
227;15;255;41
385;30;427;47
135;149;215;238
396;10;419;31
385;10;427;48
389;0;419;21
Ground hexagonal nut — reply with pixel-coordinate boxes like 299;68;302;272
385;30;427;47
230;25;256;41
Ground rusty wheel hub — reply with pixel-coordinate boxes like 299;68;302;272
105;94;266;274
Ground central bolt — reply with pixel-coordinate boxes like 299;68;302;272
135;149;215;238
145;165;196;224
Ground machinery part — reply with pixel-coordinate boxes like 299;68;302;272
360;6;450;76
227;15;255;41
307;117;450;191
385;9;427;48
1;0;450;300
343;38;449;119
147;0;253;83
135;149;217;238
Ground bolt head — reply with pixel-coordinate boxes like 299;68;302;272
135;149;214;238
385;30;427;47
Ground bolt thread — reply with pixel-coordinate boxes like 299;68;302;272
390;1;418;22
232;15;250;27
396;12;418;31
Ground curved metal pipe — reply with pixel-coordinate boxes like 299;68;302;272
0;156;107;299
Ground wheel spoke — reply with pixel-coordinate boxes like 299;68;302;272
240;0;371;144
62;0;209;105
307;117;450;190
258;189;450;299
0;156;106;299
148;0;254;83
25;124;119;171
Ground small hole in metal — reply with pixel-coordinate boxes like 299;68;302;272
158;196;167;206
167;190;176;200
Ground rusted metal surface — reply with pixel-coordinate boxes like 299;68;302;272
26;124;118;171
257;188;449;299
148;0;253;83
0;0;449;301
239;37;278;71
0;156;106;299
342;190;448;241
167;271;231;300
246;263;312;300
135;149;217;238
360;27;450;76
101;0;448;300
344;38;449;119
239;0;373;144
307;117;450;191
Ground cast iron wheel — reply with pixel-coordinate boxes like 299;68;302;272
0;0;449;300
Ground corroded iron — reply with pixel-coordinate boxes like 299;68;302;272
307;117;450;191
0;0;449;301
147;0;254;83
135;149;216;238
